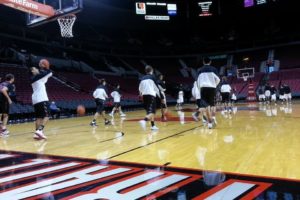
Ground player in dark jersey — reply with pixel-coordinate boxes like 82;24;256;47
278;85;286;104
258;86;265;103
157;74;168;121
270;85;277;104
0;74;15;136
283;84;292;104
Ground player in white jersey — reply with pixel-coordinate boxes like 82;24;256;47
283;84;292;104
90;79;111;127
30;63;52;140
220;77;232;114
109;84;126;117
191;81;207;125
176;84;184;111
197;57;220;129
264;83;271;104
139;65;164;131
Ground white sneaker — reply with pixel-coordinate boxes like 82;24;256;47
34;130;47;140
1;129;9;135
120;113;126;117
151;126;159;130
212;117;217;125
208;123;213;129
192;113;199;122
139;120;147;130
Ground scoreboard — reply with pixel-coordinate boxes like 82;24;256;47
136;2;177;21
244;0;276;7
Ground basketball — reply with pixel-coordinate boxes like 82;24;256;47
77;105;85;116
39;59;50;69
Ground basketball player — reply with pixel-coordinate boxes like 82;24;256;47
279;84;286;104
197;57;220;129
191;81;207;125
109;84;126;118
139;65;164;130
258;86;266;103
220;77;232;114
284;84;292;104
30;64;52;140
157;74;168;121
90;79;111;127
231;88;237;104
264;83;271;104
176;84;184;111
0;74;15;136
270;85;277;104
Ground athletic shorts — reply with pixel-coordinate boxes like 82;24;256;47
279;95;285;100
231;94;237;101
259;94;265;100
95;99;105;113
201;87;216;107
34;101;50;118
221;92;230;103
196;99;206;109
156;97;167;109
113;102;121;108
143;95;156;114
177;97;184;104
0;99;9;114
284;93;292;99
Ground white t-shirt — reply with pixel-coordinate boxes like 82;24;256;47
31;70;52;105
111;90;121;103
93;87;108;100
221;84;231;93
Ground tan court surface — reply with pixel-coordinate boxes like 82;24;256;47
1;103;299;180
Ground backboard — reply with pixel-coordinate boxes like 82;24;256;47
27;0;83;27
237;67;255;81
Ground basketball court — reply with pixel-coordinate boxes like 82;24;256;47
0;0;300;199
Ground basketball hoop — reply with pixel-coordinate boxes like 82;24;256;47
57;14;76;38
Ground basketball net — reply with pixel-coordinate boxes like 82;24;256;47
243;76;248;82
57;14;76;38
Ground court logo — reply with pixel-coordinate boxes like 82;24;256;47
0;151;298;199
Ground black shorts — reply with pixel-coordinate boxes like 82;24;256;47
221;92;230;103
113;102;121;108
95;99;105;113
143;95;156;114
196;99;206;109
156;97;167;109
201;87;216;107
34;101;50;118
0;99;9;114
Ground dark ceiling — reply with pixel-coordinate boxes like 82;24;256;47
0;0;298;55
